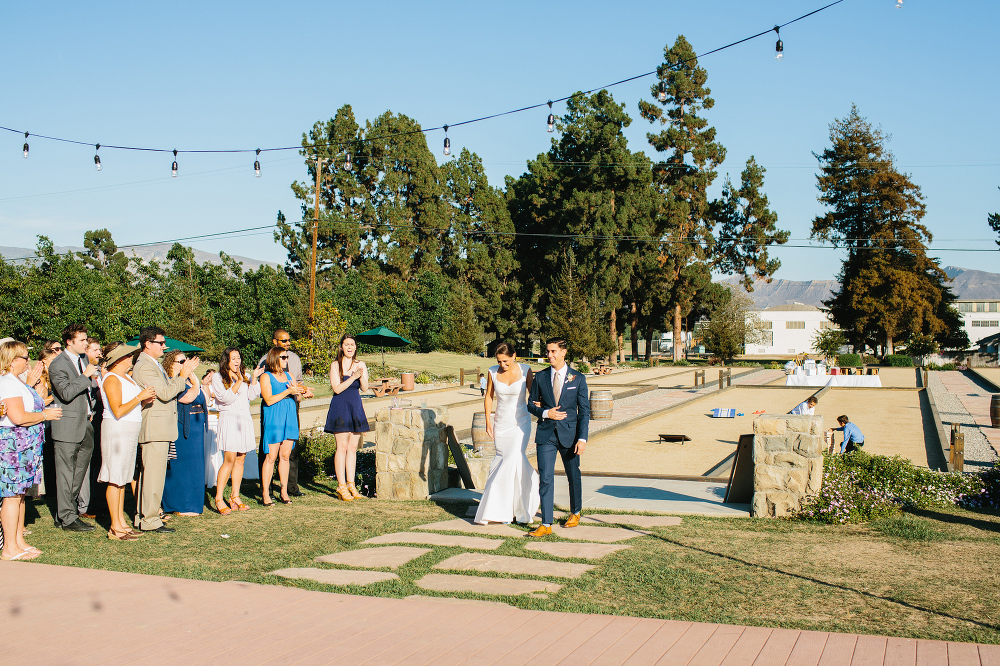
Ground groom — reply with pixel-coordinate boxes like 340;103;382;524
526;337;589;537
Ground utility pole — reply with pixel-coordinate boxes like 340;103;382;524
309;157;325;325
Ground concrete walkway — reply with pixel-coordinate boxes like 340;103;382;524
931;371;1000;465
1;562;993;665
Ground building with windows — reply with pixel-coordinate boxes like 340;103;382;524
955;299;1000;346
749;303;834;356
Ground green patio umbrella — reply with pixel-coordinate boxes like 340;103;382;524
355;326;412;366
126;335;205;354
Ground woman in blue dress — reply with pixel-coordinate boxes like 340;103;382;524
260;347;306;506
161;350;209;515
323;334;369;502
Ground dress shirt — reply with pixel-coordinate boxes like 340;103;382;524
541;364;568;420
833;422;864;453
64;349;93;416
790;401;815;415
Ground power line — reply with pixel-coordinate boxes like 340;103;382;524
1;1;846;159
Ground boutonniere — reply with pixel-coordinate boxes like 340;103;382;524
566;374;576;383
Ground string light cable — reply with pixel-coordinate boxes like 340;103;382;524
0;1;847;167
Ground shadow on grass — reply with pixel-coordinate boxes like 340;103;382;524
907;506;1000;534
647;530;1000;632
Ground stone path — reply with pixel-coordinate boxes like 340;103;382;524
273;513;662;599
929;371;1000;471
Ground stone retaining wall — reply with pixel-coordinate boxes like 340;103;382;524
375;407;449;499
751;415;824;518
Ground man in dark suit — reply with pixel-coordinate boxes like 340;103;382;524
526;337;590;537
47;324;99;532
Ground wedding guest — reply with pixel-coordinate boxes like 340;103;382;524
97;343;154;541
479;373;487;397
828;415;865;454
259;347;306;506
0;340;62;560
132;327;199;534
256;329;311;498
161;350;208;516
47;324;100;532
211;348;264;514
78;336;105;519
323;334;369;502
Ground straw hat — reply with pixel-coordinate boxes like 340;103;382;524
104;343;139;369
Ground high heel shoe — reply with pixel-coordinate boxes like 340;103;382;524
336;484;354;502
108;528;139;541
228;496;249;512
215;498;232;515
347;482;363;499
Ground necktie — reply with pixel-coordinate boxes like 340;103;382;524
552;369;562;405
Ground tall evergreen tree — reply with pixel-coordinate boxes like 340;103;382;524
812;106;954;354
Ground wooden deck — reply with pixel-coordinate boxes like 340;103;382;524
2;562;996;664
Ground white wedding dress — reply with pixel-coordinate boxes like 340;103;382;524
474;363;540;525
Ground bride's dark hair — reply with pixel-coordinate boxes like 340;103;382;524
494;341;516;357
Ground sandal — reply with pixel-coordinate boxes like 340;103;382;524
347;483;363;499
108;528;139;541
335;484;354;502
215;498;232;515
262;497;275;507
229;496;249;512
1;550;33;561
280;496;293;505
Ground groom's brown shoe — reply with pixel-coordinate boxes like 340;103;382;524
563;513;581;528
526;525;552;537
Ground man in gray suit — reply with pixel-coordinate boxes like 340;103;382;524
132;326;199;533
47;324;100;532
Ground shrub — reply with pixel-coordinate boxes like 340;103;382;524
862;354;879;365
798;450;982;524
885;354;913;367
733;361;762;367
415;371;433;384
669;358;691;366
765;362;784;370
574;361;591;374
297;429;338;480
960;461;1000;509
926;363;956;371
837;353;862;367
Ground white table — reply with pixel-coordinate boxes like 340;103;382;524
784;375;882;388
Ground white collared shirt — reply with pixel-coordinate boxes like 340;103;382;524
63;349;84;373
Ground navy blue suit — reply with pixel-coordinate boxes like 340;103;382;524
527;365;589;524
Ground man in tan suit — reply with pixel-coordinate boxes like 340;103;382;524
132;327;199;533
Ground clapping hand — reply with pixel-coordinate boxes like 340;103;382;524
252;366;266;381
26;360;45;387
180;356;201;377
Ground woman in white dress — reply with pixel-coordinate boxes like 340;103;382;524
211;348;264;514
474;342;540;525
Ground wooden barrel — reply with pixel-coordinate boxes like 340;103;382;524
590;389;614;420
992;394;1000;428
472;412;493;455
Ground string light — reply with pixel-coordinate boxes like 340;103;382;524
443;125;451;157
171;149;178;178
94;144;102;171
546;101;555;133
657;81;667;102
774;26;783;61
22;132;29;159
343;151;352;171
254;148;261;177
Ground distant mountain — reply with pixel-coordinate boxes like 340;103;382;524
721;266;1000;308
0;244;280;272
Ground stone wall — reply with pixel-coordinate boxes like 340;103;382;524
752;414;824;518
374;407;449;500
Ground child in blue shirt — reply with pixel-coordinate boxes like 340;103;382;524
828;415;865;453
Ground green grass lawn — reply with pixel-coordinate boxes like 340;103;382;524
22;480;1000;644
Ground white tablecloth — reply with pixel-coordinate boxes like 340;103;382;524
204;413;260;486
784;375;882;388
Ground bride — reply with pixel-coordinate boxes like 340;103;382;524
474;342;540;525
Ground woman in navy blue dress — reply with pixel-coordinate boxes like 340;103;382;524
323;334;369;502
161;350;208;515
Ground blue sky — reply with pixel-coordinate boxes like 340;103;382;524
2;0;998;280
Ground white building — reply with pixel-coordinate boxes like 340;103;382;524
750;303;834;356
955;299;1000;347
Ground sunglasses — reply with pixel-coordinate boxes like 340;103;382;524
176;358;187;364
152;340;167;346
277;338;291;343
279;355;289;360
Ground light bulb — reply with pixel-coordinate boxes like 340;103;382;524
254;149;261;177
344;152;352;170
774;26;783;62
172;149;178;177
657;81;667;102
22;132;29;159
547;114;555;133
95;155;102;171
443;137;451;156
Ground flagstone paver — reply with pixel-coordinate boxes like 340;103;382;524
404;594;512;608
314;546;431;569
270;567;398;586
411;517;525;537
415;573;563;596
548;524;649;542
524;541;632;559
580;513;683;528
433;552;595;578
362;531;504;550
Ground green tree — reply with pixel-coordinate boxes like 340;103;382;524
78;229;126;270
812;328;847;362
989;187;1000;246
440;288;485;355
164;244;216;354
292;301;348;375
702;290;766;362
812;106;955;355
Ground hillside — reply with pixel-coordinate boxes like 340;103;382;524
0;244;279;272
